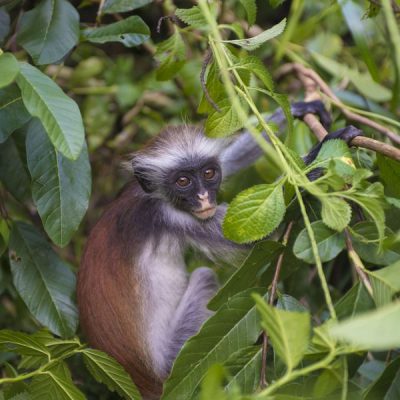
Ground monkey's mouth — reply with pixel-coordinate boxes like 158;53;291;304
192;206;217;220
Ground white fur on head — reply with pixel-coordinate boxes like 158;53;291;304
130;125;229;191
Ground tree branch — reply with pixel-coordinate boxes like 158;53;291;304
277;63;400;154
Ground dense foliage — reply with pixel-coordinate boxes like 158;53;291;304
1;0;400;399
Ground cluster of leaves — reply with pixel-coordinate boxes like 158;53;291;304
1;0;400;399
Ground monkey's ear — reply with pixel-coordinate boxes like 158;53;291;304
133;167;155;193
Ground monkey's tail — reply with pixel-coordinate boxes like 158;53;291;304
77;224;163;399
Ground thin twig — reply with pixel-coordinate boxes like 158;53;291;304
260;222;294;389
277;63;400;147
344;229;374;297
157;15;180;33
96;0;106;25
200;49;221;112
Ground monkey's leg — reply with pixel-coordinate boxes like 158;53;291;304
161;267;218;377
221;100;332;177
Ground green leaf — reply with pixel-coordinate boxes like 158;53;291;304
16;0;79;65
16;62;84;160
162;289;267;400
222;19;286;51
0;10;10;43
376;153;400;198
26;119;91;247
338;0;379;81
0;84;30;143
0;330;49;358
0;130;31;202
312;52;391;102
208;240;283;311
329;301;400;350
368;260;400;306
223;346;262;394
321;197;352;232
363;357;400;400
199;364;227;400
9;222;78;338
346;182;386;247
335;283;374;320
0;52;19;88
293;221;345;264
312;139;356;179
233;56;274;91
82;348;141;400
239;0;257;25
154;31;186;81
103;0;152;14
30;361;85;400
0;219;9;257
253;293;310;370
381;0;400;109
223;184;286;244
175;6;208;29
205;97;247;138
351;222;400;266
82;16;150;48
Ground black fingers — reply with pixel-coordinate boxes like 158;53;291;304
291;100;332;130
321;125;363;145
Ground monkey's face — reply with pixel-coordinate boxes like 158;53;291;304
165;159;222;220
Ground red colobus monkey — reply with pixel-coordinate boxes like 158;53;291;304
77;102;360;399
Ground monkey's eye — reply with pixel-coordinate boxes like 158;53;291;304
204;168;216;180
176;176;191;187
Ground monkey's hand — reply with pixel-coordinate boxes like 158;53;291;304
290;100;332;130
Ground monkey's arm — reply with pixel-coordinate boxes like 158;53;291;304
220;101;331;178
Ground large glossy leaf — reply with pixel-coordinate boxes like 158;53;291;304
0;84;30;143
329;301;400;350
16;63;84;160
0;52;19;88
223;184;286;243
208;240;283;311
9;222;78;338
253;294;310;370
16;0;79;65
26;119;91;247
82;16;150;47
223;346;262;394
293;220;345;264
81;348;141;400
103;0;152;14
162;289;267;400
363;357;400;400
0;130;31;202
30;361;85;400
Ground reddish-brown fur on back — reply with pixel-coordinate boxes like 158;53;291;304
77;187;163;399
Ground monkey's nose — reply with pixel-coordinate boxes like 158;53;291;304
197;192;209;200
